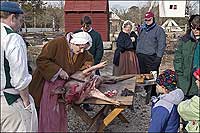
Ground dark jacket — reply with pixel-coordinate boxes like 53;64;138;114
173;32;199;96
88;29;104;65
113;31;137;66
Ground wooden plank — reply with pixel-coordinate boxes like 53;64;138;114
110;106;129;123
98;106;126;132
82;97;133;105
99;78;136;95
83;98;116;105
114;96;134;105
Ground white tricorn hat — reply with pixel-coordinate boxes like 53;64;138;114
70;31;92;50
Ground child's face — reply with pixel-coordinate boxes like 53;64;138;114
156;84;169;94
156;84;164;94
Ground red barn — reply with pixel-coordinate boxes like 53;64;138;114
64;0;109;41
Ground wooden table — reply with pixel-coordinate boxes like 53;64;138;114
136;79;157;104
72;77;136;132
71;76;156;132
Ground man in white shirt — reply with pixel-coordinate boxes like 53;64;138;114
1;1;37;131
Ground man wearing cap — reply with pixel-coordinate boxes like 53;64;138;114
136;11;166;96
0;1;37;132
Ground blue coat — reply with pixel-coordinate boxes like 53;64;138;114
148;89;184;132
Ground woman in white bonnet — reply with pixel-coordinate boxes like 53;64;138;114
113;20;140;76
29;31;96;132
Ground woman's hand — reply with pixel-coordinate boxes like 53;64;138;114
82;61;107;75
93;61;107;70
59;70;69;80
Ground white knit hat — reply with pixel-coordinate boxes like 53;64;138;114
70;31;92;50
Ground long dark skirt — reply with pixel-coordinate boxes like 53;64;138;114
113;51;140;76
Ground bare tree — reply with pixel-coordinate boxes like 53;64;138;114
111;7;131;21
188;1;199;15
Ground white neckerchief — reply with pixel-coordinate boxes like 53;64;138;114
81;27;93;33
1;22;13;31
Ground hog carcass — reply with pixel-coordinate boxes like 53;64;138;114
63;72;120;105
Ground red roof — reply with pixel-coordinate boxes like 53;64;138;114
64;0;108;12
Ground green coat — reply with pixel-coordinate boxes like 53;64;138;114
178;96;200;132
174;33;198;96
88;29;104;65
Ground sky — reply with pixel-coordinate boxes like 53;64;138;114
44;0;148;9
44;0;199;14
109;1;148;9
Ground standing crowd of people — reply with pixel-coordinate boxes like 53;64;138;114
1;1;199;132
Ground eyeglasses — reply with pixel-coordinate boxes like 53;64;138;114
191;24;200;30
